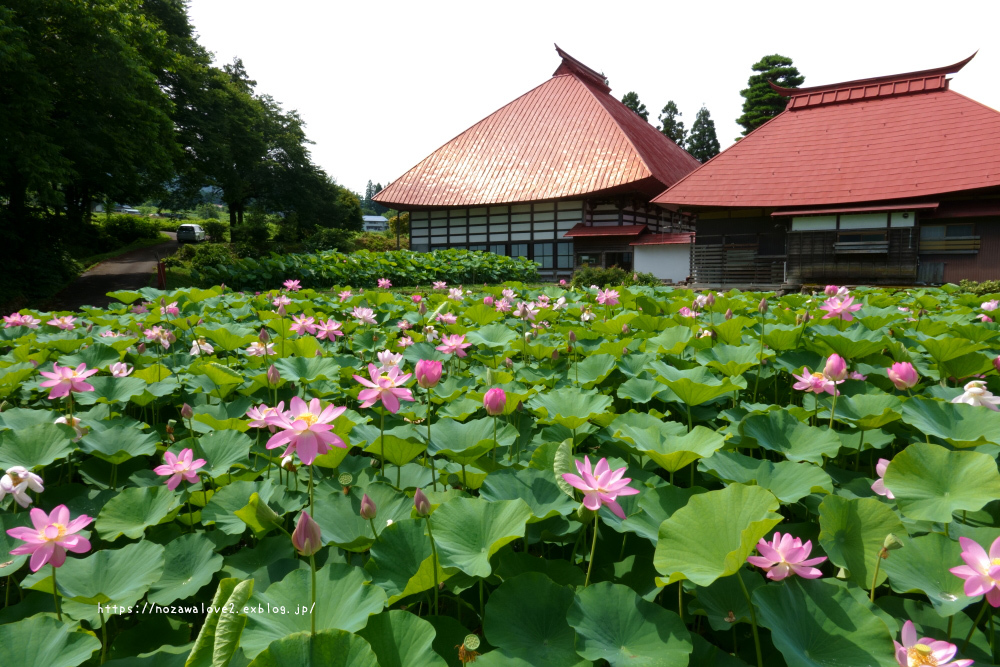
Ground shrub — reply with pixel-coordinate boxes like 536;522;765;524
353;231;407;252
306;227;355;252
99;214;162;245
189;243;236;270
958;279;1000;296
571;266;661;289
203;220;228;242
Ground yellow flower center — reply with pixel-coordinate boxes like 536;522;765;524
811;372;825;379
41;523;67;542
907;644;938;666
992;558;1000;567
298;413;319;427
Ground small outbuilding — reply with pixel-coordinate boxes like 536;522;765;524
362;215;389;232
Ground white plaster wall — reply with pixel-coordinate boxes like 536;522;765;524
634;244;690;283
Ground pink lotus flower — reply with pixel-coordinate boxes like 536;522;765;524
495;297;512;313
448;288;464;300
6;505;93;571
316;318;344;340
981;314;994;323
190;338;214;355
54;415;88;441
110;362;133;378
983;300;999;312
502;288;516;300
398;336;414;347
849;371;868;381
951;536;1000;607
272;295;292;308
580;308;595;322
824;285;850;298
376;350;404;371
483;296;495;306
39;363;98;398
378;278;392;289
4;313;40;328
562;456;639;519
597;289;619;306
266;396;347;465
437;312;457;325
483;387;506;416
154;448;206;490
360;494;377;520
353;364;414;413
144;326;175;349
415;359;443;388
290;314;317;336
792;367;841;396
338;289;353;302
0;466;44;508
694;294;710;309
887;362;919;390
414;488;431;516
411;294;422;303
160;301;180;317
871;458;894;499
422;325;439;342
823;354;848;382
559;279;567;286
747;532;827;581
397;319;412;331
132;304;149;314
819;295;863;321
952;380;1000;410
246;341;275;357
353;307;377;325
433;281;447;290
894;620;972;667
678;307;696;318
514;301;537;321
283;279;301;291
246;402;284;432
436;334;471;357
47;315;76;330
291;511;322;556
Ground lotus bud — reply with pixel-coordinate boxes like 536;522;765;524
137;342;146;354
483;296;495;306
725;308;733;320
551;350;559;361
994;357;1000;374
622;323;630;334
823;354;848;382
887;361;919;390
86;322;94;333
267;364;280;386
418;302;427;316
277;304;286;316
803;312;811;322
414;488;431;516
197;319;204;325
483;388;506;416
180;403;194;419
411;294;422;303
29;359;38;367
281;455;297;472
568;330;577;344
883;533;904;552
706;293;716;307
360;493;377;520
504;357;513;369
559;279;567;286
758;298;768;314
415;359;443;388
824;285;840;297
165;331;177;343
259;328;270;342
291;511;322;556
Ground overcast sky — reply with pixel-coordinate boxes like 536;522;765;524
188;0;1000;198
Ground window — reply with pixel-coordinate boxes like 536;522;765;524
510;244;528;258
577;253;600;268
489;244;507;256
837;231;886;244
557;242;574;269
605;252;633;271
533;243;553;268
921;224;975;239
468;244;487;252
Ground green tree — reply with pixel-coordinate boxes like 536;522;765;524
737;54;805;136
657;101;687;146
620;92;649;121
686;106;720;163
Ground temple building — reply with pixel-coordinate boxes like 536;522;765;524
653;54;1000;287
374;46;701;282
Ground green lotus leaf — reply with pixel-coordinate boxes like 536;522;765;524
820;394;902;430
185;577;255;667
654;484;782;586
763;323;806;351
0;614;100;667
96;485;179;541
365;424;428;467
462;303;502;326
73;377;147;405
241;563;387;659
753;577;898;667
365;518;454;605
430;497;532;578
699;450;833;504
613;418;723;474
1;511;32;572
881;532;974;617
312;482;414;552
616;377;671;404
810;325;889;359
696;344;767;377
428;417;517;465
567;581;692;666
901;396;1000;447
235;492;285;538
646;327;693;355
273;356;341;382
177;428;252;478
202;480;296;535
357;610;447;667
494;550;585;587
0;422;76;468
621;485;705;543
883;442;1000;522
919;335;988;363
79;424;159;464
711;316;754;346
483;572;584;667
194;325;258;351
687;568;764;631
147;533;224;605
480;467;577;521
247;629;378;667
689;633;751;667
817;495;904;590
647;362;743;406
567;353;618;388
58;344;122;370
464;322;518;349
740;411;842;464
526;387;614;430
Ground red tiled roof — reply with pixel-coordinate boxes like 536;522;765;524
564;223;647;237
772;202;939;217
630;232;693;245
374;46;700;208
653;57;1000;210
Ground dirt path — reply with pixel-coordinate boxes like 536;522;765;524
47;233;179;311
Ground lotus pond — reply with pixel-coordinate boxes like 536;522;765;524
3;280;1000;667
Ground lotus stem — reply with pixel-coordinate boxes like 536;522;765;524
753;320;765;402
828;392;838;429
678;581;684;624
425;516;440;615
426;389;437;491
309;553;317;636
100;608;107;664
964;598;990;651
52;564;61;621
736;570;763;667
369;518;381;542
493;416;498;463
584;520;599;587
308;466;314;516
379;411;385;473
869;549;883;602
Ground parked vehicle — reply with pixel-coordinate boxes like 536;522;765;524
176;224;206;243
